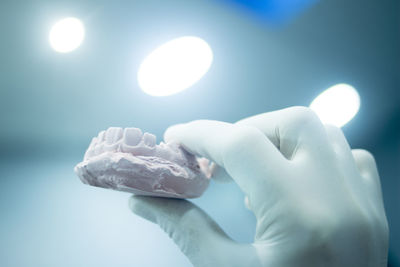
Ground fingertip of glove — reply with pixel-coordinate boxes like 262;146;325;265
128;195;155;222
128;195;141;213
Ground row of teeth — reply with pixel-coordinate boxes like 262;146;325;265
84;127;158;160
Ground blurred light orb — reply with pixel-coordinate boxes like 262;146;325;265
138;36;213;96
310;83;360;127
49;17;85;53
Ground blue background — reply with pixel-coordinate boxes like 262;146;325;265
0;0;399;266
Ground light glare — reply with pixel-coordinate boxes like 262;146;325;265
310;83;360;127
138;36;213;96
49;17;85;53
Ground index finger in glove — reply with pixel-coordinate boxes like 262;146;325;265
164;120;288;197
236;106;329;159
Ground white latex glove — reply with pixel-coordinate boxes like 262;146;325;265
129;106;389;267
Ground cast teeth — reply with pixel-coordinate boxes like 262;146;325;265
94;143;104;156
105;127;123;144
85;127;163;160
123;128;142;146
98;130;106;141
83;137;98;160
142;133;156;147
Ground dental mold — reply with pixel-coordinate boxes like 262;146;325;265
74;127;210;198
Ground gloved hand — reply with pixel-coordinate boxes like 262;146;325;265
129;106;389;267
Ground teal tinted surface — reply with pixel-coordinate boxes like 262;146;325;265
0;157;255;267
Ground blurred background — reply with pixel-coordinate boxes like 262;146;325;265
0;0;399;266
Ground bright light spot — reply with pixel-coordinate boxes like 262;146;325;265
310;83;360;127
49;17;85;53
138;36;213;96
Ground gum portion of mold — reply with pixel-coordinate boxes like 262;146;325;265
74;127;210;198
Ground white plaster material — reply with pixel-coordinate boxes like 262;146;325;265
74;127;210;198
